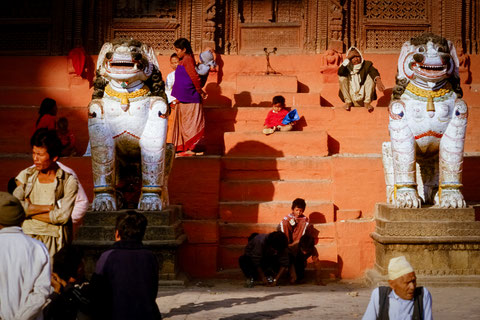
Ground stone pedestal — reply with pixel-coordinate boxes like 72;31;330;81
73;206;187;286
367;203;480;286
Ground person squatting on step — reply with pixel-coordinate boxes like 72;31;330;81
288;234;323;285
0;192;51;320
239;231;290;287
362;256;433;320
338;47;385;112
14;129;79;260
263;95;295;135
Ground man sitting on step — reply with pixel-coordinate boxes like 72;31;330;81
338;47;385;112
362;256;433;320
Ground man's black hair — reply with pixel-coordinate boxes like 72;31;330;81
173;38;194;55
115;211;148;241
30;129;62;159
52;246;84;281
291;198;306;210
299;234;315;254
265;231;288;253
272;95;285;105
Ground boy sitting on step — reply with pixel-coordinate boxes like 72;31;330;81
278;198;310;245
263;95;294;135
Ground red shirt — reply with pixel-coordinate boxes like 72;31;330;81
264;108;288;128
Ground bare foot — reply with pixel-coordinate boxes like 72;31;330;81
343;103;353;111
365;102;374;112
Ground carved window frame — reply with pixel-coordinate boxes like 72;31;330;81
358;0;433;53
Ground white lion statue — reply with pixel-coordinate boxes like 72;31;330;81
383;33;468;208
88;39;170;211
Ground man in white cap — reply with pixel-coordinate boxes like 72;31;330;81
362;256;433;320
0;192;51;320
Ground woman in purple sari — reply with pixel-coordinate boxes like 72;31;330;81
171;38;207;156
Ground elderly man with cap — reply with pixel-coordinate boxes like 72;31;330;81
362;256;433;320
0;192;51;320
338;46;385;112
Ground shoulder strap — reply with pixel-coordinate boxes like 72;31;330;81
412;286;424;320
377;286;392;320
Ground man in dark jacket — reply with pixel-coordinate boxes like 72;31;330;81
338;46;385;112
92;211;161;320
238;231;289;287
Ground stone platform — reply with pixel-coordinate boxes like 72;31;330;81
367;203;480;286
73;206;187;286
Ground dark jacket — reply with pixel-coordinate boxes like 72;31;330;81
244;233;290;268
93;240;161;320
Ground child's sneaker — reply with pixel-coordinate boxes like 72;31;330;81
263;128;275;135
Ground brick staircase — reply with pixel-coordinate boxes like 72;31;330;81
215;75;340;277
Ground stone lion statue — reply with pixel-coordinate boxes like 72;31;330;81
383;33;467;208
88;39;170;211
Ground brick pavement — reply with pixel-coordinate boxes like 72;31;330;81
156;280;480;320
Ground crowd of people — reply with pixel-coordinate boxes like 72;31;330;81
0;192;161;320
0;38;434;320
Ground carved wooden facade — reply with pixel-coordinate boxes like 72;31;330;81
1;0;479;55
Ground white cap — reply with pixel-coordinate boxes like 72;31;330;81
388;256;414;280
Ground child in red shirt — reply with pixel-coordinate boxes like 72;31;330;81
263;95;294;135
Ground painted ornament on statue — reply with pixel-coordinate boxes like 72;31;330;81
383;33;467;208
88;38;172;211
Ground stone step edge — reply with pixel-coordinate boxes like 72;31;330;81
219;200;333;205
73;234;187;247
222;155;333;160
221;178;333;183
371;232;480;244
219;222;336;230
215;268;338;280
79;220;182;229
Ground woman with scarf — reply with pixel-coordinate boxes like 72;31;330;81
171;38;207;156
338;47;385;112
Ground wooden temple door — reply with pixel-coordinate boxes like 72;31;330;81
235;0;305;54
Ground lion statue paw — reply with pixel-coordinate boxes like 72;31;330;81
92;193;117;211
394;188;422;208
138;193;163;211
434;189;466;208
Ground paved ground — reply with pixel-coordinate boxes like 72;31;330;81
156;279;480;319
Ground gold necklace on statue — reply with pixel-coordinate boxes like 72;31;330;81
104;84;150;106
405;82;452;112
